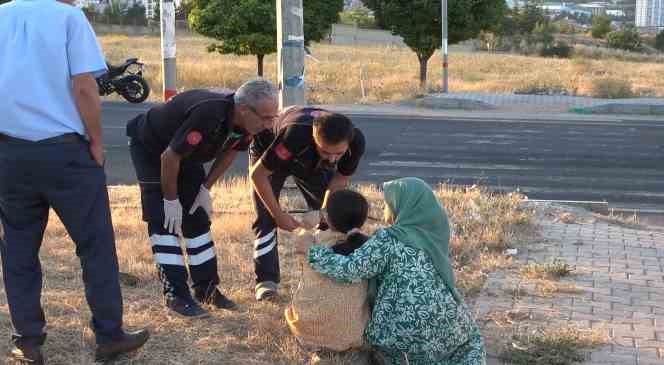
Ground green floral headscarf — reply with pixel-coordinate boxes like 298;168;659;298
378;177;462;304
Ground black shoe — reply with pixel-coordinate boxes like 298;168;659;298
166;295;209;318
94;329;150;362
7;344;44;364
195;288;237;310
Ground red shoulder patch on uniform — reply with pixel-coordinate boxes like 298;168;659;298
186;131;202;146
274;143;293;161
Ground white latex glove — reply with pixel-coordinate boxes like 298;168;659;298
189;185;212;217
163;198;183;236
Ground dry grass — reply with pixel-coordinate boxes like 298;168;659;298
519;259;579;298
98;34;664;104
501;326;608;365
589;77;634;99
592;209;644;230
0;178;533;364
521;259;574;280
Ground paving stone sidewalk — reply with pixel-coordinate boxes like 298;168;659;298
411;92;664;115
475;203;664;365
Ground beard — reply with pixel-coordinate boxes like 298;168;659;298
316;159;338;171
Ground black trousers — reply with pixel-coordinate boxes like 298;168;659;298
0;138;123;346
129;139;219;299
249;142;331;284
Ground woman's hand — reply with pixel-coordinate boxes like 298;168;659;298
294;230;316;255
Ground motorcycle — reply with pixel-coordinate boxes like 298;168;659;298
97;58;150;103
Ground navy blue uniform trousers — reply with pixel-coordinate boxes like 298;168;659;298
248;145;331;285
0;138;123;346
129;139;219;300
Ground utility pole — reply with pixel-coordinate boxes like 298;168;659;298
160;0;177;101
441;0;449;93
277;0;305;109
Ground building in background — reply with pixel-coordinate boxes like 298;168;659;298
76;0;106;10
578;2;610;16
636;0;664;28
143;0;157;20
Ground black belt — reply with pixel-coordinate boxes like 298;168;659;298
0;133;82;144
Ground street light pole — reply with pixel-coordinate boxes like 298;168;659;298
441;0;449;93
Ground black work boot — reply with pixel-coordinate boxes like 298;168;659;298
165;294;209;318
195;287;237;310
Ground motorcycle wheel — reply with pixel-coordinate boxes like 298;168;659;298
119;75;150;103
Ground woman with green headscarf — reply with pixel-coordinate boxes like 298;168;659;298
306;177;485;365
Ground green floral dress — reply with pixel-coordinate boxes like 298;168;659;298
308;229;486;365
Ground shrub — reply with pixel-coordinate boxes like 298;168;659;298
607;27;641;51
540;41;573;58
591;78;634;99
655;30;664;52
591;15;611;39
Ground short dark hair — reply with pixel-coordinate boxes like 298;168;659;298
326;189;369;234
313;113;354;145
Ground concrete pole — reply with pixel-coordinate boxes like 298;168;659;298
441;0;449;93
277;0;305;109
160;0;177;101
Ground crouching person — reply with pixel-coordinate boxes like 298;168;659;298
303;178;486;365
291;190;372;363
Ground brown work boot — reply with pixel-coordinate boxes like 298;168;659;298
7;343;44;365
94;329;150;362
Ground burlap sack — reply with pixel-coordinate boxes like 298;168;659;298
285;230;370;352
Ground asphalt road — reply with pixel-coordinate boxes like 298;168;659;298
102;102;664;209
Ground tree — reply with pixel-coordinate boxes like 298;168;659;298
363;0;388;29
81;4;99;22
188;0;343;77
103;0;129;24
655;30;664;52
303;0;344;45
531;21;555;49
591;15;611;39
176;0;193;20
556;19;576;34
0;0;11;4
514;1;546;35
364;0;506;89
125;2;147;26
151;0;160;24
339;7;376;28
606;26;641;51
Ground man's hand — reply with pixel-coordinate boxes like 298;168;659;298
89;141;105;167
275;212;302;232
299;210;320;230
189;185;212;217
163;199;183;236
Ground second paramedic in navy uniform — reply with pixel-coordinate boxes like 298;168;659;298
249;107;366;300
126;79;278;317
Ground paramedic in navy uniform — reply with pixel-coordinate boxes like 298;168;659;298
249;107;366;301
126;79;279;317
